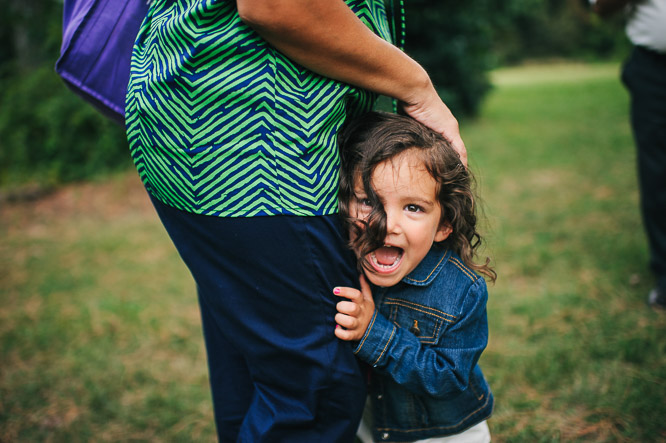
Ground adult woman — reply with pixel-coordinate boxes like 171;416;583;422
125;1;466;441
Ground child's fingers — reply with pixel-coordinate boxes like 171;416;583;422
359;274;373;302
335;312;350;328
333;282;372;342
333;286;363;302
335;325;358;341
334;314;364;341
336;300;360;316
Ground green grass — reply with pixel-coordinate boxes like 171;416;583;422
2;61;665;441
0;178;213;441
468;61;666;441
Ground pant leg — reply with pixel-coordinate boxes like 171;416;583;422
197;286;254;441
150;195;366;442
622;46;666;293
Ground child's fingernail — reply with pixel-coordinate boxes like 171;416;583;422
333;288;340;295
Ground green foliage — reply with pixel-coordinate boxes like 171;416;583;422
489;0;630;64
0;66;130;188
402;0;629;117
0;0;63;71
0;0;130;190
404;0;495;117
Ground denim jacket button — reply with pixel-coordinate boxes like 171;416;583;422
381;432;390;440
409;320;421;336
377;394;383;400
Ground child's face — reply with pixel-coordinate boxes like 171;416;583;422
352;148;452;287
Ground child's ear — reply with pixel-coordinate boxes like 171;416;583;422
434;222;452;242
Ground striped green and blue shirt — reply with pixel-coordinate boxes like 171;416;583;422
126;0;398;217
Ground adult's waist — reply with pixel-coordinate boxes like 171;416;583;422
635;45;666;62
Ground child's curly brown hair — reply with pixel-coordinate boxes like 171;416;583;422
338;111;495;282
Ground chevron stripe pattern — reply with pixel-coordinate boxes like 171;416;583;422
126;0;394;217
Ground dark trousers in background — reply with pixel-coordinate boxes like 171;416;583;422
622;46;666;293
150;195;366;442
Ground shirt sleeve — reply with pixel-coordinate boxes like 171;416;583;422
353;277;489;398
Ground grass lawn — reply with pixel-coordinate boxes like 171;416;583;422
2;61;665;441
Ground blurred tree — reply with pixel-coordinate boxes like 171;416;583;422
489;0;629;64
404;0;495;117
0;66;129;188
403;0;628;117
0;0;128;190
0;0;62;72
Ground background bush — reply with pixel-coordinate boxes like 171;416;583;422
404;0;495;117
488;0;629;64
0;0;129;191
404;0;629;117
0;66;129;188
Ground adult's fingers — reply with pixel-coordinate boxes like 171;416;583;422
401;92;468;167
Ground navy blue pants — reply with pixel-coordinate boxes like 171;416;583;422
622;46;666;293
150;195;366;442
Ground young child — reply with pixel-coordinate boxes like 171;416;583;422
333;112;496;443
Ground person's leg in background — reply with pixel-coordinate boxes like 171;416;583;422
151;195;366;442
623;46;666;308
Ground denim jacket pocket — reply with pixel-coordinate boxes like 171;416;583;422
384;297;455;345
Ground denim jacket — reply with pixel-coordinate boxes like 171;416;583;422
353;246;493;442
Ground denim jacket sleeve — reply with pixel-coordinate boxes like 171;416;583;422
353;272;489;399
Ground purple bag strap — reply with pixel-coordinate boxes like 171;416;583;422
55;0;149;124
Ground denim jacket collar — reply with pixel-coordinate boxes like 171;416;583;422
401;246;452;287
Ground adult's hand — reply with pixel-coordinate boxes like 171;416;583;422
237;0;467;165
400;85;467;166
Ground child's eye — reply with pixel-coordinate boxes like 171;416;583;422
356;196;372;208
406;204;423;213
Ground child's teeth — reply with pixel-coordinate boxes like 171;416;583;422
371;252;400;268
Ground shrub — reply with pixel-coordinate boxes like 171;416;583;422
0;65;130;189
404;0;494;117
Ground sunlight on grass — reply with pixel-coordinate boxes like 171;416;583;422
2;62;665;441
490;61;621;87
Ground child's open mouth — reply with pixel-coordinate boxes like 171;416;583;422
369;245;403;273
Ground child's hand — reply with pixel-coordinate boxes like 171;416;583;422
333;275;375;341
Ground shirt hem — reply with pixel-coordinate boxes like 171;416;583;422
146;189;339;218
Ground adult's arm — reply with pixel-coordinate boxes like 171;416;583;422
237;0;467;165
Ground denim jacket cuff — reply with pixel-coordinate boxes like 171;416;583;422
353;309;397;367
